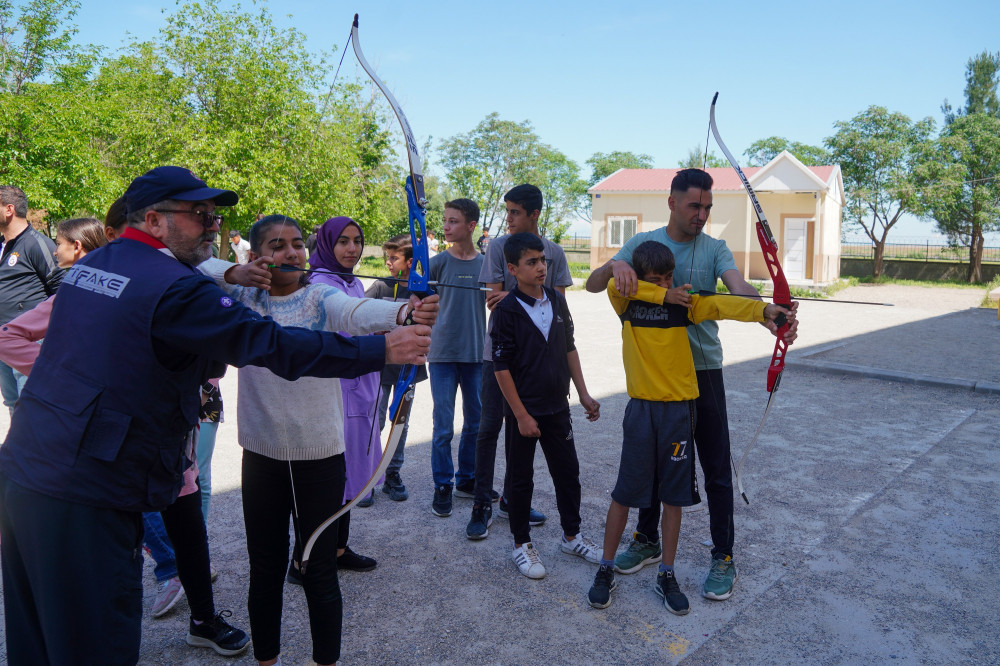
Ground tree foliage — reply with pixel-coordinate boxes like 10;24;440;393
437;112;582;239
679;145;727;169
743;136;831;167
0;0;405;242
585;150;653;187
825;106;935;278
942;50;1000;124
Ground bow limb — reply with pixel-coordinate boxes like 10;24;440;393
299;382;415;574
709;92;792;504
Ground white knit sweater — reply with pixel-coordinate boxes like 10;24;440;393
200;259;403;460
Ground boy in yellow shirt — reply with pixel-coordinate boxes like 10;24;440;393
589;241;790;612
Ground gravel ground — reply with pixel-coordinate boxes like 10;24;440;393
1;283;998;665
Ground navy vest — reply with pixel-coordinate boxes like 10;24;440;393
1;238;211;512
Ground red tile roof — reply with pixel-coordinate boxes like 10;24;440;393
590;166;835;193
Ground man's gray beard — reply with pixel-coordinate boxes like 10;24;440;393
165;219;214;265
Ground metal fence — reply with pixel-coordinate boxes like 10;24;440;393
840;242;1000;263
558;234;591;250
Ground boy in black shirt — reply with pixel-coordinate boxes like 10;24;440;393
491;233;601;579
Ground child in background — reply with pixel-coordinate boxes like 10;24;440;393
589;240;790;612
489;233;601;579
365;233;427;501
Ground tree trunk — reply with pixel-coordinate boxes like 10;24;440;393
968;227;984;283
872;241;885;278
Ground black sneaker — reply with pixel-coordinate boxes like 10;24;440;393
382;471;409;501
655;570;690;616
431;484;453;517
337;546;377;572
466;503;493;540
454;481;499;502
286;562;304;586
186;610;251;656
588;564;617;609
497;498;546;526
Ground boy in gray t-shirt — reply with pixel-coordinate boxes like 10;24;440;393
427;199;488;519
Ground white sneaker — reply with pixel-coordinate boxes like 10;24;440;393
512;543;546;579
560;534;601;564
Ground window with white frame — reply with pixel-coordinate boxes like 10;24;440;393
607;216;637;247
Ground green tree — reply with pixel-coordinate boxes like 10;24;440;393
918;115;1000;282
438;113;568;237
585;150;653;187
679;145;727;169
527;146;583;241
825;106;935;278
743;136;831;166
942;51;1000;124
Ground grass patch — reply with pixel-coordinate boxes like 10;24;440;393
568;262;591;279
853;276;987;289
358;256;390;277
980;275;1000;308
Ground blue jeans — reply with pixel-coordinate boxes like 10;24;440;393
0;360;27;413
196;421;219;522
376;378;409;475
429;362;482;487
142;511;177;583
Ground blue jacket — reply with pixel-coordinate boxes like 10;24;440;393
1;234;385;511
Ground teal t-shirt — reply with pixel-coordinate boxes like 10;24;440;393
613;228;737;370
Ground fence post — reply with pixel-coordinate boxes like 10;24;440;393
926;240;929;262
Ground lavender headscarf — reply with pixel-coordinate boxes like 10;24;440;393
309;216;364;283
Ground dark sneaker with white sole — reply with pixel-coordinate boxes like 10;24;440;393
466;503;493;540
655;570;690;616
588;564;617;609
186;610;251;656
431;484;453;517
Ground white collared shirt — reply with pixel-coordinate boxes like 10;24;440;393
515;288;553;341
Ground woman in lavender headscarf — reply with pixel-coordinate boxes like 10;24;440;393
306;216;380;572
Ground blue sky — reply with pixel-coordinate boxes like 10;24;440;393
70;0;999;240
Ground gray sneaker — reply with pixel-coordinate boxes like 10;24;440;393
382;471;409;501
151;577;184;618
613;532;662;574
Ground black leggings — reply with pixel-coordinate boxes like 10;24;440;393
160;488;214;621
242;450;345;664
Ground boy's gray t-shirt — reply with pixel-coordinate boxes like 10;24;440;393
427;250;487;363
479;234;574;362
613;228;737;370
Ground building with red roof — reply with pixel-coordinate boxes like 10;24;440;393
588;151;845;284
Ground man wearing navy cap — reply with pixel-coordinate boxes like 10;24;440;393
0;166;438;665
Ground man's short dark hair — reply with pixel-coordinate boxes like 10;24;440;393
445;198;480;223
632;241;675;280
0;185;28;218
503;232;544;265
229;229;240;238
503;184;543;215
670;168;713;194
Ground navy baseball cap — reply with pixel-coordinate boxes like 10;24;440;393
125;166;239;214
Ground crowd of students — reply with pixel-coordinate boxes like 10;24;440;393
0;167;797;664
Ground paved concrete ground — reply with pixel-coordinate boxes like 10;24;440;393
1;284;997;665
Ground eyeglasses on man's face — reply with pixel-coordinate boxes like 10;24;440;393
158;208;224;229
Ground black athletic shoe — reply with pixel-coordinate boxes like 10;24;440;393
186;610;251;656
655;570;690;616
382;470;409;501
466;503;493;540
337;546;377;572
431;484;453;517
454;481;499;502
588;564;617;609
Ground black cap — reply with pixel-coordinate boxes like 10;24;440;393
125;166;239;214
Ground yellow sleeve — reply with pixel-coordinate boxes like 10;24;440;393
606;279;668;315
688;294;766;325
